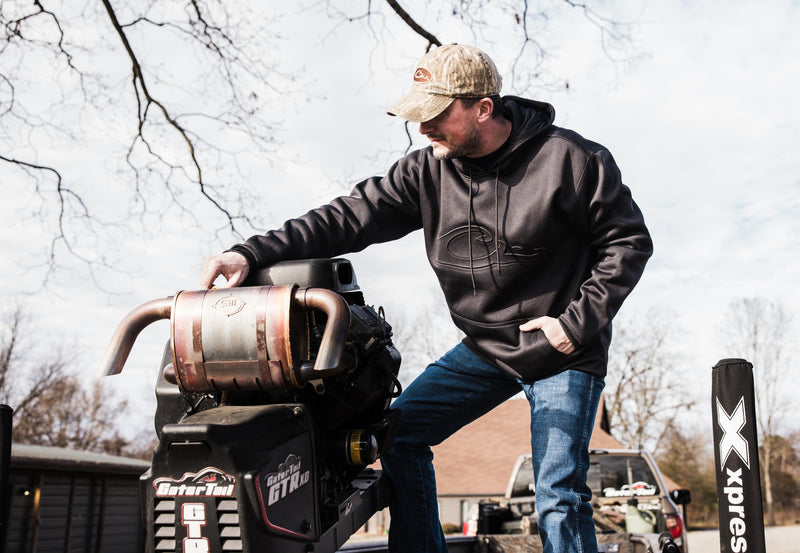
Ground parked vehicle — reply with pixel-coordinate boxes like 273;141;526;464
583;449;689;551
465;448;690;552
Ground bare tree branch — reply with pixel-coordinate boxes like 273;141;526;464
0;303;140;455
720;297;794;526
2;0;642;287
101;0;241;232
2;1;290;284
605;308;694;451
384;0;441;50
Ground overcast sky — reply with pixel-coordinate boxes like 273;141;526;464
2;0;799;440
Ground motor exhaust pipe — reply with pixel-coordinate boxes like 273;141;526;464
96;297;173;377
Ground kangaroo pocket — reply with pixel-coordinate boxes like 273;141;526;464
451;313;570;381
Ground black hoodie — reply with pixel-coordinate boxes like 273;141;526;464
230;97;653;381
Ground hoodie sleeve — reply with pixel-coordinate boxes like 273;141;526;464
557;149;653;348
228;153;426;269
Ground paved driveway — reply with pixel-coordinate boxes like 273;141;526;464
687;525;800;553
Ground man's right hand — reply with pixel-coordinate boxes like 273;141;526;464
200;251;250;289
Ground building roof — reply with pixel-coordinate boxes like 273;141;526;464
10;443;150;475
431;396;625;497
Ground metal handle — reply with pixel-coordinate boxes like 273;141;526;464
95;296;174;377
292;287;352;382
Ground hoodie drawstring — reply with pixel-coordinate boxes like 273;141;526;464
467;168;476;295
468;167;503;296
494;168;501;276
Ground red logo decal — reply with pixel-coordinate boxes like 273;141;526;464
414;68;432;83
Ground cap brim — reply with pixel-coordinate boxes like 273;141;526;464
387;90;455;123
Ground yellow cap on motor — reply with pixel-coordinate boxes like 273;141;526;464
346;430;379;466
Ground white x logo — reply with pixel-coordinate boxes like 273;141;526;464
716;397;750;470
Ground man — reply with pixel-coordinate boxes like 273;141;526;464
200;44;652;553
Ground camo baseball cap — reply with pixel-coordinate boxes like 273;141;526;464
387;44;502;123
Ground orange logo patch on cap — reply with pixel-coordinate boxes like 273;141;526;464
413;68;432;83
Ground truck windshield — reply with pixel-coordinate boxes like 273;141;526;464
588;454;660;498
508;458;535;498
509;453;661;499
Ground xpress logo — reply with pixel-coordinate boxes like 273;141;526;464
153;467;236;497
717;396;752;553
717;397;750;469
262;454;311;506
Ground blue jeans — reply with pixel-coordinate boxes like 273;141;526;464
380;343;604;553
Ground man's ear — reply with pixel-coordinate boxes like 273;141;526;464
476;97;495;122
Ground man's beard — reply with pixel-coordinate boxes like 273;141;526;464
431;126;483;160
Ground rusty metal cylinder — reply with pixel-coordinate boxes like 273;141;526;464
97;285;352;395
171;285;301;393
171;285;352;393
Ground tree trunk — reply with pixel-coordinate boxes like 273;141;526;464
762;444;776;526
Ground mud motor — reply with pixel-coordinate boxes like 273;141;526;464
97;259;401;553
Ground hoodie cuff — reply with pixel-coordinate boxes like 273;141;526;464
225;245;258;272
557;315;583;350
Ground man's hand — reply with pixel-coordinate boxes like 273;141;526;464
519;316;575;354
200;251;250;289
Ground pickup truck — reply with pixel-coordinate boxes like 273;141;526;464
464;448;689;553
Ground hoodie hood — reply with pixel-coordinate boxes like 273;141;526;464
501;96;556;157
452;96;556;177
